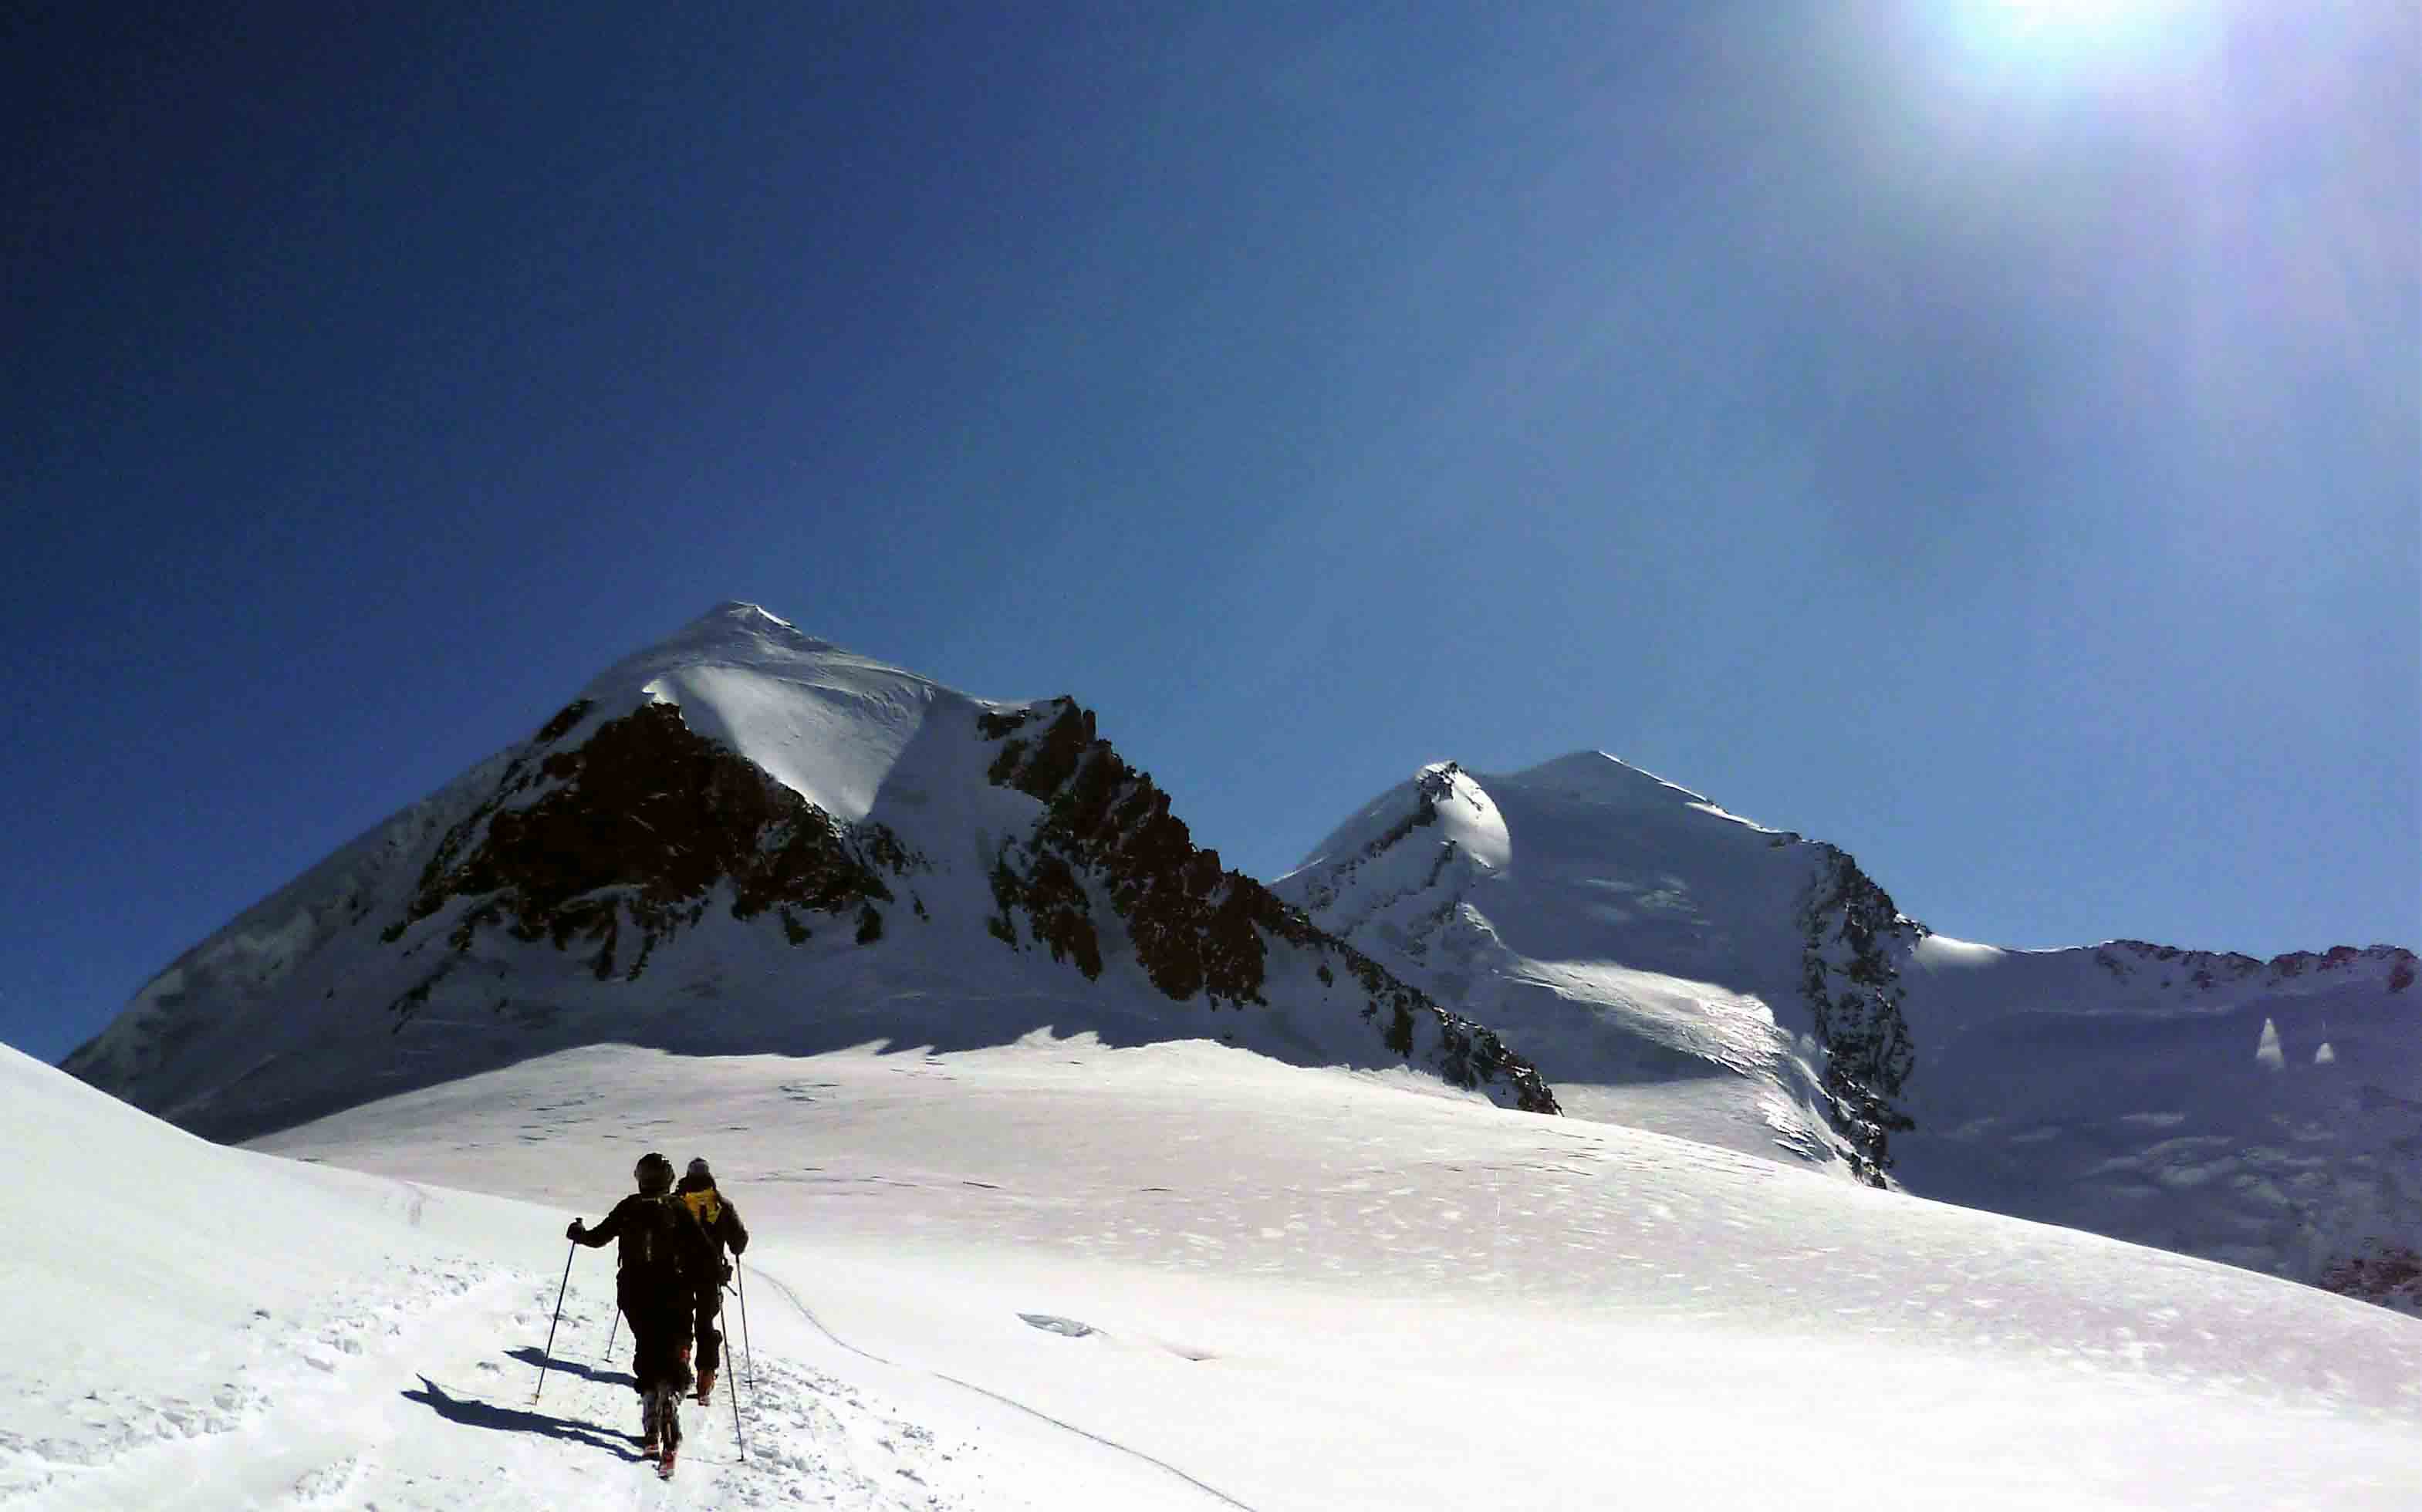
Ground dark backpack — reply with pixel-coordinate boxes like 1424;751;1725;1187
620;1193;708;1287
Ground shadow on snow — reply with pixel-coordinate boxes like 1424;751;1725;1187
402;1375;645;1460
506;1343;633;1392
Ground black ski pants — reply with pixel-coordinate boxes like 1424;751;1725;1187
616;1282;693;1396
691;1281;725;1374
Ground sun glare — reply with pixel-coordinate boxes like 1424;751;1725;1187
1958;0;2201;72
1997;0;2129;22
1976;0;2189;34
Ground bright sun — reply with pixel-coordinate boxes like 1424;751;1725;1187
1965;0;2194;63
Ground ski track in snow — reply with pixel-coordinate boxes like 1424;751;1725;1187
5;1261;968;1511
5;1254;501;1507
748;1261;1258;1511
16;1028;2422;1510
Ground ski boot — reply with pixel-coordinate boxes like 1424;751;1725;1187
653;1382;683;1479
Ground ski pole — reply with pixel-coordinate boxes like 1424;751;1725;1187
736;1261;757;1398
728;1308;746;1460
600;1256;623;1365
535;1241;576;1402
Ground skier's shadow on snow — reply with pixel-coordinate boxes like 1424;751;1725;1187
402;1376;647;1460
503;1345;633;1391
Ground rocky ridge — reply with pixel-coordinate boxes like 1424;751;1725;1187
1797;847;1920;1183
976;703;1556;1114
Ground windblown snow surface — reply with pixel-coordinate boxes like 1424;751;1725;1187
7;1036;2419;1510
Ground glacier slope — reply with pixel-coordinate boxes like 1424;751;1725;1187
251;1036;2422;1511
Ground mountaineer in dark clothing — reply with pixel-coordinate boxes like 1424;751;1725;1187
567;1151;716;1473
674;1156;751;1404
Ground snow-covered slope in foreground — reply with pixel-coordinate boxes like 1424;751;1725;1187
0;1041;1014;1510
214;1038;2422;1510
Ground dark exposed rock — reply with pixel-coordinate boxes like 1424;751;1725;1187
1799;845;1918;1186
2319;1241;2422;1312
980;700;1558;1114
535;698;595;744
388;700;920;992
2101;938;2417;997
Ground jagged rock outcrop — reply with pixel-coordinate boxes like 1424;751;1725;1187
2320;1242;2422;1314
383;698;919;1018
2089;938;2418;997
1797;846;1920;1186
977;700;1558;1114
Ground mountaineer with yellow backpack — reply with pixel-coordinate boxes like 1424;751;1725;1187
674;1156;751;1404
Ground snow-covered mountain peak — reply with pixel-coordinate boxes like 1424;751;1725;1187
714;597;793;626
66;608;1552;1140
1517;748;1706;802
1279;754;2422;1303
1503;750;1790;839
552;602;957;822
1288;761;1510;878
604;599;843;674
1421;762;1512;870
1278;753;1914;1183
1286;753;1789;902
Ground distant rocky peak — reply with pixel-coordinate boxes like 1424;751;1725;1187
2088;938;2417;996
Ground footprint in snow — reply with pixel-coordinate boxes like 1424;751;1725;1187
291;1454;363;1504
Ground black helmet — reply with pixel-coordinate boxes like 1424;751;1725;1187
633;1152;675;1195
686;1157;711;1180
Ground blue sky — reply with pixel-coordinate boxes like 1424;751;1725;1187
5;2;2414;1064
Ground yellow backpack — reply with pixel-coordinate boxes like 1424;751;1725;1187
681;1185;721;1230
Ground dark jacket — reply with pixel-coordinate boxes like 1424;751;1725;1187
573;1193;717;1295
674;1173;750;1259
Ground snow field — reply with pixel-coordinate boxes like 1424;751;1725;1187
255;1037;2422;1509
0;1041;996;1509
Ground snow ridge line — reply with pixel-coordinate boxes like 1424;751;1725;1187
748;1263;1259;1511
